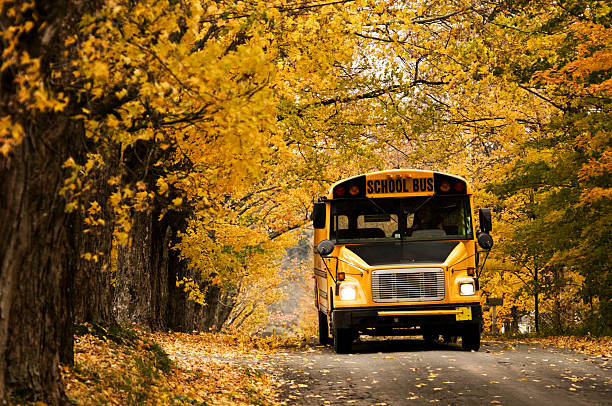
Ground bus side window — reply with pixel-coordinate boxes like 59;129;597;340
336;215;348;230
333;215;349;239
406;213;415;228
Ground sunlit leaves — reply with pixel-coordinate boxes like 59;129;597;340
4;0;609;335
64;327;282;405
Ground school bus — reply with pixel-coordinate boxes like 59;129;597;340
310;169;493;353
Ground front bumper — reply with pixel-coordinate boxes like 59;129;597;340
332;303;482;335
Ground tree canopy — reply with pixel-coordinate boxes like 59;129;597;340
0;0;610;402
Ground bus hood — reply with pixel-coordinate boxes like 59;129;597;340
342;241;460;266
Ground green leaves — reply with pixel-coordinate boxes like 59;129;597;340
480;0;611;335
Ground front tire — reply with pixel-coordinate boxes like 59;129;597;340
461;325;481;351
333;328;353;354
318;311;330;345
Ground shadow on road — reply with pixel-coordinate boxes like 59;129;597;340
349;337;465;354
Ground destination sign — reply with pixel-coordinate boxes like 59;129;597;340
328;171;468;199
365;174;434;196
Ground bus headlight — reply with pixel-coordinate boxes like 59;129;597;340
339;284;357;301
459;282;475;296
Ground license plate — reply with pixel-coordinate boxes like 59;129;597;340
456;306;472;321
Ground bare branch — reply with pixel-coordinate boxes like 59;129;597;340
412;8;473;25
518;84;568;111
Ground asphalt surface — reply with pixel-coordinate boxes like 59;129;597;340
272;338;612;406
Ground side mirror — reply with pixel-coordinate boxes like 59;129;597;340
311;202;326;229
478;208;492;233
477;232;494;250
317;239;335;256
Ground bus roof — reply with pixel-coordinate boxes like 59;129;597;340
326;169;472;199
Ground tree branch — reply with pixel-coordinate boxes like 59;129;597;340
517;84;567;111
412;8;473;25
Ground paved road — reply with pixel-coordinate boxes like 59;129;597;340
271;338;611;406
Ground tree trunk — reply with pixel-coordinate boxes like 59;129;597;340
0;1;96;402
114;207;235;333
72;155;117;327
114;210;169;330
534;265;539;333
72;221;115;326
0;118;79;405
510;306;520;333
168;279;236;332
164;213;235;332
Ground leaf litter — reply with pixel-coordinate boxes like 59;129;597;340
62;325;314;405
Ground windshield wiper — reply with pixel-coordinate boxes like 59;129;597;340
412;194;435;216
364;196;398;224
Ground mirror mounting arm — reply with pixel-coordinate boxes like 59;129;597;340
317;239;339;289
318;255;338;285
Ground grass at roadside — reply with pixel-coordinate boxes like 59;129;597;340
62;325;310;405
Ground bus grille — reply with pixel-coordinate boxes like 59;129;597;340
371;268;445;302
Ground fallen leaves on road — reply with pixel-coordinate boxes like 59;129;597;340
61;327;611;405
489;336;612;358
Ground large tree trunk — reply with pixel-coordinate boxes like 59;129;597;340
72;222;115;326
114;208;234;332
114;210;169;329
72;157;117;327
0;118;78;404
0;1;97;403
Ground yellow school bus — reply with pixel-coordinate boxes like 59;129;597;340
310;169;493;353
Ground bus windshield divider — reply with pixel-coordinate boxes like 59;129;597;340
363;196;398;224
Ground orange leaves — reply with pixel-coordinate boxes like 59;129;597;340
493;336;612;359
576;133;612;204
63;328;284;405
176;277;207;305
1;0;69;156
156;178;169;196
579;186;612;204
0;115;24;156
534;20;612;97
1;0;69;121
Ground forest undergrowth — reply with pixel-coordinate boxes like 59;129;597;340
59;324;312;406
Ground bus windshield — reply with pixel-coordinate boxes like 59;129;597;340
330;195;473;242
